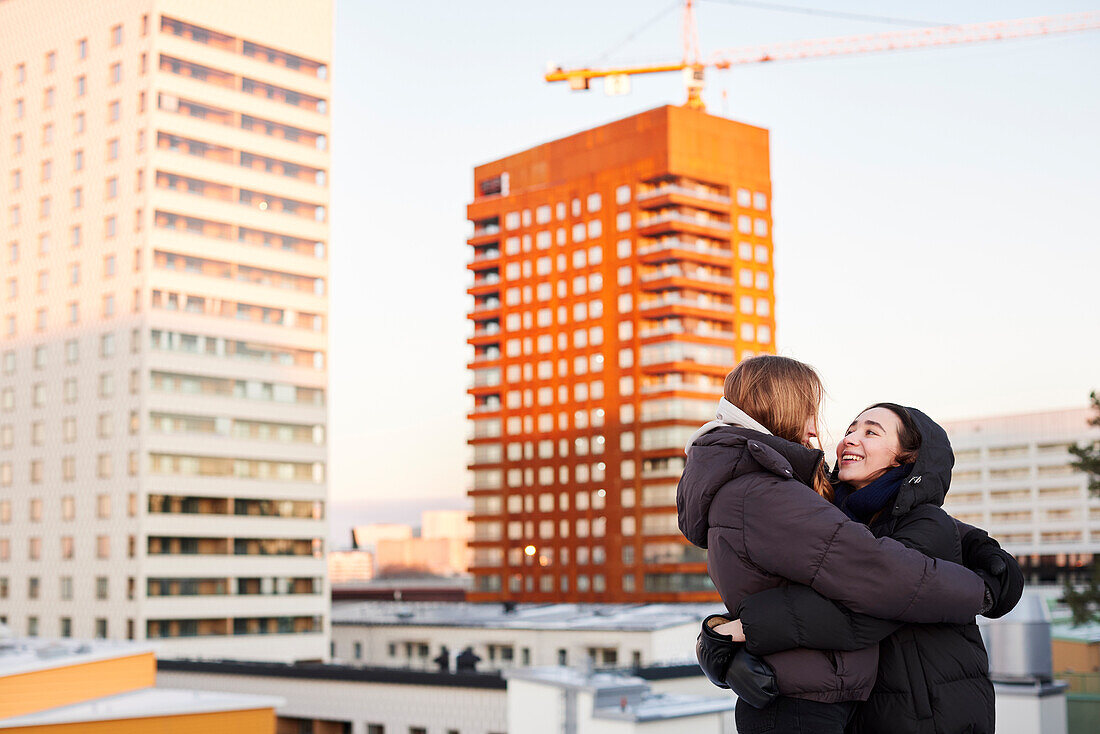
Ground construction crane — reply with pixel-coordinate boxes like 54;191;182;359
546;0;1100;110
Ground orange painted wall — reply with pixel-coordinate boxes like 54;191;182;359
1054;639;1100;673
0;708;276;734
0;652;156;719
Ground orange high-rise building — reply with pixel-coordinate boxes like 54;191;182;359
467;106;776;602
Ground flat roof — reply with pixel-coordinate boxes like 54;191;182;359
505;667;735;722
0;688;282;728
158;659;705;689
159;659;509;690
331;602;723;631
0;635;156;678
597;692;736;723
1051;621;1100;643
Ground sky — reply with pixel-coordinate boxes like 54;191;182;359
325;0;1100;537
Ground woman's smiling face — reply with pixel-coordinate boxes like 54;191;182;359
836;407;903;490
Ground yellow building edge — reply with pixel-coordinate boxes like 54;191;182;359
0;707;275;734
0;652;156;719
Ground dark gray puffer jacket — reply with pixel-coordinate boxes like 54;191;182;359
676;426;985;703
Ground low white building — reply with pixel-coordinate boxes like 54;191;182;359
157;658;729;734
942;407;1100;583
505;667;735;733
330;602;720;670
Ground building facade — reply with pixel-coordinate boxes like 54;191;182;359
0;0;331;660
942;407;1100;583
466;106;775;602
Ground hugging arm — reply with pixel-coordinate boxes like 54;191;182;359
738;506;989;655
736;585;901;655
956;519;1025;618
742;481;985;624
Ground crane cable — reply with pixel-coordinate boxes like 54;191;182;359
591;0;683;66
700;0;946;28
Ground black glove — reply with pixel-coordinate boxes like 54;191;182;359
961;528;1025;618
696;614;778;709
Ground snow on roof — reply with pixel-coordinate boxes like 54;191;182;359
332;602;724;631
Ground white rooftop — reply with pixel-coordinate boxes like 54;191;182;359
597;692;736;723
506;666;736;722
0;633;156;678
0;688;284;728
332;602;723;631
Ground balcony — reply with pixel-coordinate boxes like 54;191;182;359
473;223;500;237
639;322;734;341
470;272;501;286
637;182;732;211
639;293;734;313
640;265;734;287
470;247;501;264
640;376;724;395
637;209;732;234
469;220;501;244
638;237;731;260
471;298;501;313
470;322;501;338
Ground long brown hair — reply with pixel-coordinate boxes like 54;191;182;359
724;355;833;500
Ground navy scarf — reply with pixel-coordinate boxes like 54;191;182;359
835;464;912;524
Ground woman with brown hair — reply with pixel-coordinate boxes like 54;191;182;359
676;356;1013;733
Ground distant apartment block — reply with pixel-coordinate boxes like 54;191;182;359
942;407;1100;583
466;106;776;602
344;511;471;578
328;549;375;584
0;0;332;661
351;523;413;551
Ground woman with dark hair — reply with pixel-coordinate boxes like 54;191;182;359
676;357;1019;733
708;403;1017;733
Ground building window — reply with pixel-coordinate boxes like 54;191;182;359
96;453;113;479
111;24;123;46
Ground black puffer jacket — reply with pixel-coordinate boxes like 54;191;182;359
676;425;986;704
736;409;995;734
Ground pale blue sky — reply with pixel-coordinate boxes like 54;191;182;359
326;0;1100;532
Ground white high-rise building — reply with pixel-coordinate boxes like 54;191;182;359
942;406;1100;584
0;0;332;661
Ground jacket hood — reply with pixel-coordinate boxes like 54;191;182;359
832;406;955;516
677;426;825;548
